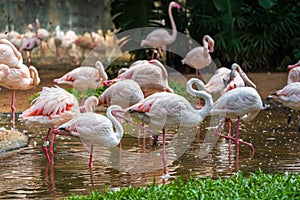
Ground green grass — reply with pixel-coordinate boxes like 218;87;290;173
65;171;300;200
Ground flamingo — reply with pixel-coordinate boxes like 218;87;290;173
123;78;213;178
20;86;99;163
182;35;215;77
54;60;108;104
54;25;64;62
206;63;256;97
267;82;300;131
287;60;300;84
35;19;53;55
140;1;180;59
98;79;144;109
0;40;40;128
104;59;173;98
210;87;264;156
0;38;23;68
52;104;124;167
19;22;40;65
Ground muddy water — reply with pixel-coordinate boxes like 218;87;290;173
0;105;299;199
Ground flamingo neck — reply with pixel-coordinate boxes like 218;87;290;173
168;3;178;43
95;61;108;84
107;106;124;143
186;78;213;122
84;96;98;112
29;66;40;86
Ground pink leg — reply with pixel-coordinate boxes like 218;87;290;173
42;128;52;163
89;145;94;167
213;118;254;157
49;131;55;163
162;128;168;175
11;90;15;129
235;117;241;156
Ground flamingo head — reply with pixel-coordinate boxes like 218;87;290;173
171;1;181;10
103;78;120;87
287;60;300;70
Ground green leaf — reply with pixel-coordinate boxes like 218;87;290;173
258;0;277;9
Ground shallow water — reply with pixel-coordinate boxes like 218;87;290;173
0;104;300;199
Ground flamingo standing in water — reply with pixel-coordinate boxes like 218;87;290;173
267;82;300;131
287;60;300;84
98;79;144;109
210;87;264;156
104;59;173;98
141;1;180;59
123;78;213;179
53;105;124;167
20;86;99;163
182;35;215;77
54;60;108;104
206;63;256;97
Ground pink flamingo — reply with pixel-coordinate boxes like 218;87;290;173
20;86;99;163
104;59;173;98
124;78;213;179
54;60;108;104
19;20;41;65
35;19;53;55
98;79;144;109
206;63;256;97
0;58;40;128
53;105;124;167
287;60;300;84
210;87;264;157
140;1;180;59
182;35;215;77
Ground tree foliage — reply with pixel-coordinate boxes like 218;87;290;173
110;0;299;71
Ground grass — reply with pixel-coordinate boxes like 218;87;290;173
65;171;300;200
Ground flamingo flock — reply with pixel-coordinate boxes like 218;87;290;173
1;1;298;181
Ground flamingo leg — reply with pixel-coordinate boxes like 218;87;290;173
213;118;254;157
11;90;15;129
89;145;94;167
42;128;52;163
49;130;55;163
162;128;168;177
235;117;241;156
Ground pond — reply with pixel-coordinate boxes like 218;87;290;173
0;71;300;199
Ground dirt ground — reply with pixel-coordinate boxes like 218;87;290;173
0;67;288;113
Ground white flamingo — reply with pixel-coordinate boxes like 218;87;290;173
210;87;264;156
140;1;180;59
124;78;213;179
287;60;300;84
53;104;124;167
182;35;215;77
54;60;108;104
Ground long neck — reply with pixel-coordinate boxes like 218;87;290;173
186;78;213;122
107;106;124;142
84;96;98;112
231;63;256;88
168;3;177;42
96;61;108;81
0;64;9;80
29;66;40;86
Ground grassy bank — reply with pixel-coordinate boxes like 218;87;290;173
65;171;300;199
